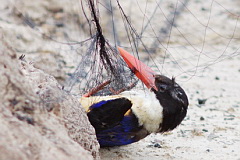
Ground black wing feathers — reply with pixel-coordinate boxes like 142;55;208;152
87;98;132;133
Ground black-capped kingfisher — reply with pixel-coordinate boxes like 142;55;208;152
80;48;189;147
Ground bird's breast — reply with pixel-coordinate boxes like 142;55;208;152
120;90;164;133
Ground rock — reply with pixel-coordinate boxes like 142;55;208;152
224;118;234;120
200;116;205;121
147;140;162;148
154;143;162;148
0;33;100;159
198;98;207;105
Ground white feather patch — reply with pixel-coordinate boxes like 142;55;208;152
120;90;163;133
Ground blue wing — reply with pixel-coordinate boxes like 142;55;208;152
97;113;144;147
87;98;148;147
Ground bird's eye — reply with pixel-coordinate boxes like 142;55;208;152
158;84;167;92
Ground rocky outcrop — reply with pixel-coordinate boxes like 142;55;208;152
0;33;100;160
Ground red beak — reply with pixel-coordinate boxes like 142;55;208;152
118;47;158;91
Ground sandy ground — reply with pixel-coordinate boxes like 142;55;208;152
100;56;240;160
1;0;240;160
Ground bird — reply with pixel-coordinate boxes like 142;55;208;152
80;47;189;147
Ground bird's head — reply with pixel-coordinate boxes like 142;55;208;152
152;75;188;132
119;47;189;132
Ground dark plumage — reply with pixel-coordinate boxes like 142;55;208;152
152;75;188;132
